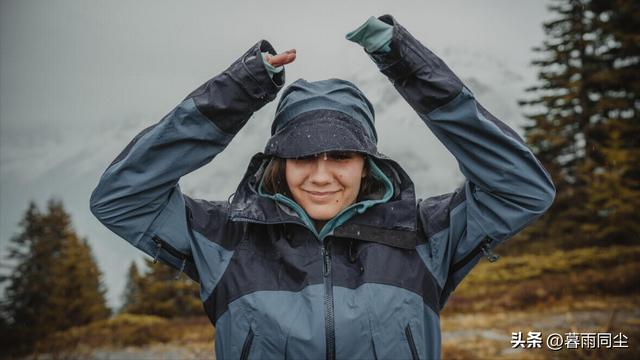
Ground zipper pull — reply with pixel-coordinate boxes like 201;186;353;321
174;257;187;280
322;241;332;277
152;240;162;264
480;239;500;262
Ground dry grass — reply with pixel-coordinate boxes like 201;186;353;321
31;314;214;359
439;244;640;359
444;245;640;313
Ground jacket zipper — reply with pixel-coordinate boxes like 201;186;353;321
151;235;193;278
449;237;499;274
404;324;419;360
240;327;254;360
322;239;335;360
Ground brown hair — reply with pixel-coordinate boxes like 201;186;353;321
261;156;387;201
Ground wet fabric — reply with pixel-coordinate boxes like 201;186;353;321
271;78;378;147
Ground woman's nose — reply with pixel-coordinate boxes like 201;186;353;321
309;158;333;184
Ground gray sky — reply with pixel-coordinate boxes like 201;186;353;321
0;0;551;309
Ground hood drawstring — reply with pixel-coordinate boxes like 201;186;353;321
227;192;236;205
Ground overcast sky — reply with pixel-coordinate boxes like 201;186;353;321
0;0;552;309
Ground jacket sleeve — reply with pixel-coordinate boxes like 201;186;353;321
364;15;556;308
89;40;285;283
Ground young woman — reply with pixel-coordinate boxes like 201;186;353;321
90;15;555;360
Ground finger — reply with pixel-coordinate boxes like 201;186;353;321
268;49;296;65
271;52;294;63
278;53;296;66
268;52;296;67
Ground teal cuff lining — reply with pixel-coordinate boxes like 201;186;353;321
260;52;284;79
258;157;394;241
345;16;393;54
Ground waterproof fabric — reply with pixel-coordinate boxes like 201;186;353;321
270;78;378;145
90;14;556;360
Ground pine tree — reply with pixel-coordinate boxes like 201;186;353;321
514;0;640;250
0;199;109;353
122;259;202;318
120;261;142;313
0;202;52;347
50;235;111;329
516;0;604;249
580;0;640;244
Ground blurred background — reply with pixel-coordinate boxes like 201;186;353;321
0;0;638;358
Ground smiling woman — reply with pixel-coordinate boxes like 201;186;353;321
261;151;386;229
286;151;365;223
90;14;555;360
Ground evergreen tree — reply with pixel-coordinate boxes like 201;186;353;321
515;0;639;249
50;235;111;329
580;0;640;244
518;0;599;248
120;261;142;313
0;199;109;353
123;259;201;318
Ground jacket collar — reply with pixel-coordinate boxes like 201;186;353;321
228;152;418;247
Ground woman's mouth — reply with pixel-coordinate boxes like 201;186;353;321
304;190;340;201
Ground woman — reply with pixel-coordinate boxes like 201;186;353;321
90;15;555;360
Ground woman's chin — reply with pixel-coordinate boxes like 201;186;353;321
305;206;340;222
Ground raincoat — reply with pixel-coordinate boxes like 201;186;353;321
90;14;555;360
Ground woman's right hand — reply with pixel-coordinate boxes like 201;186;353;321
264;49;297;67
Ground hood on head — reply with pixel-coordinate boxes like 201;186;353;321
265;78;380;158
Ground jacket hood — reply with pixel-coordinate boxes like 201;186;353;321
231;78;418;246
265;78;380;158
228;152;419;247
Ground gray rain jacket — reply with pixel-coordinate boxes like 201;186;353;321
90;15;555;360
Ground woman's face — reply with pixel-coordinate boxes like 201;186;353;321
286;151;366;221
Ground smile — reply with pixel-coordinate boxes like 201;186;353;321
304;190;340;200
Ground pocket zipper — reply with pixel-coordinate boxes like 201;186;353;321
151;235;193;279
405;324;419;360
240;327;254;360
449;237;499;274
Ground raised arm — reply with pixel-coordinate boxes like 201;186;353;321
347;15;555;307
89;40;290;282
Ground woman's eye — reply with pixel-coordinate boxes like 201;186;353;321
296;155;316;161
329;152;354;160
293;152;355;162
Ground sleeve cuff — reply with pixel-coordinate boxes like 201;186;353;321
225;39;285;103
345;16;393;54
364;15;431;82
